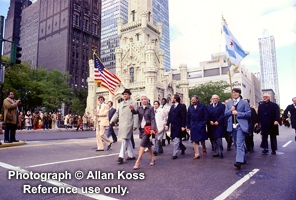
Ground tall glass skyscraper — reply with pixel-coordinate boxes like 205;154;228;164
259;30;280;105
101;0;170;73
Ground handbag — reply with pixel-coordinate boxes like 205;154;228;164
144;125;152;135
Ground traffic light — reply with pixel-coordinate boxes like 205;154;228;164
10;42;22;65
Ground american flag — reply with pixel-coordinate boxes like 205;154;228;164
94;55;121;94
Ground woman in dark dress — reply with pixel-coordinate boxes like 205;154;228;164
130;94;157;170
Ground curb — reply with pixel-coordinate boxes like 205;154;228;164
0;141;26;148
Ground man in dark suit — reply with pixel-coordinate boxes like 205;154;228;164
165;94;187;159
283;97;296;141
244;99;258;153
225;88;251;169
107;101;117;143
256;93;280;155
207;94;225;158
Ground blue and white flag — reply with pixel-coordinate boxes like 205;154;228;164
222;18;248;76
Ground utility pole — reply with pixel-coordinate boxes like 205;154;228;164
0;15;5;83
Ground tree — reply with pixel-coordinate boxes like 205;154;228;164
0;58;72;113
70;89;88;116
189;80;231;106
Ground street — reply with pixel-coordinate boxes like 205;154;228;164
0;126;295;200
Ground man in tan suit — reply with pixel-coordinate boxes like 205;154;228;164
95;96;112;151
3;91;21;143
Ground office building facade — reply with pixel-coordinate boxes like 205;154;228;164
258;30;280;105
101;0;170;73
3;0;101;89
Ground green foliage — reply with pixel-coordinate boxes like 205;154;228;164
0;59;87;114
189;80;231;106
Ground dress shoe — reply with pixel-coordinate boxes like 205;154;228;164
171;156;178;160
219;153;223;159
107;143;112;150
212;154;219;157
159;151;163;154
193;156;200;159
294;135;296;141
96;149;104;152
113;140;117;143
271;151;276;155
234;162;241;170
4;140;12;143
11;140;19;142
203;150;207;156
133;162;141;170
262;149;268;155
126;157;136;160
153;152;157;156
117;157;123;164
150;160;156;166
181;150;185;155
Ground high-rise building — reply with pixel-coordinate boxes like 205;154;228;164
100;0;170;73
258;29;280;104
3;0;102;89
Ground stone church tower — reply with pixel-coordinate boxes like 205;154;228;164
85;0;189;116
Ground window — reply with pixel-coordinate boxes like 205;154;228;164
132;10;135;21
130;67;134;83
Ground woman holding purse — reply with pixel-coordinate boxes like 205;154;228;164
130;94;157;170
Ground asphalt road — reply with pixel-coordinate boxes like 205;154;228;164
0;126;295;200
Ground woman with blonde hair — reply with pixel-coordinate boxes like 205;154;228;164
130;94;157;169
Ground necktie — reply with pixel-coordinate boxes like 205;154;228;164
213;103;216;108
234;99;238;106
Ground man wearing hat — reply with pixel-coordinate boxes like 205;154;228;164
110;89;138;164
225;88;251;170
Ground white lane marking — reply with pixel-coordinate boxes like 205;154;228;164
214;168;260;200
282;140;292;147
0;161;118;200
28;153;119;168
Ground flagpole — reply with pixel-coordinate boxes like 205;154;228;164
227;59;237;125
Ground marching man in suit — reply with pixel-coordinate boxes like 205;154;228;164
283;97;296;141
107;101;117;143
165;94;187;160
225;88;251;169
95;96;112;152
207;94;225;158
110;89;138;164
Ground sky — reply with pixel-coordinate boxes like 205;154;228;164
0;0;295;108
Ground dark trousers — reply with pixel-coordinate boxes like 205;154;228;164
225;131;233;150
260;134;277;151
245;134;254;150
107;125;117;142
4;123;17;142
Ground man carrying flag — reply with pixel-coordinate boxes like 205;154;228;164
93;54;121;95
222;17;250;170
